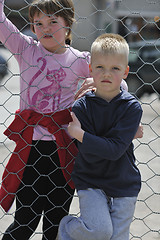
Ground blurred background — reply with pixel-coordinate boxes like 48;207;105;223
3;0;160;50
0;1;160;239
1;0;160;97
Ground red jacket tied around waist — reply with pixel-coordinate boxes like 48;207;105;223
0;108;78;212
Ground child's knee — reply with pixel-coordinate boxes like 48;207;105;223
58;215;113;240
92;226;113;240
82;217;113;240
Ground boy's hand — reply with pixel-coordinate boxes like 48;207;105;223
68;112;84;143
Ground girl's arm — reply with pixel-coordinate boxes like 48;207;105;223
0;0;33;55
74;78;95;100
75;78;128;100
134;124;143;139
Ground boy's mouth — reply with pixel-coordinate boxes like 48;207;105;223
101;79;112;83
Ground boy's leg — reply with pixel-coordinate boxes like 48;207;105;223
58;188;113;240
110;196;137;240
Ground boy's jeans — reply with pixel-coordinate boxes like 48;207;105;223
58;188;137;240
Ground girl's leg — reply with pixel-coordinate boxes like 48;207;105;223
2;141;45;240
42;182;74;240
2;186;43;240
42;158;74;240
2;140;74;240
110;197;137;240
58;188;113;240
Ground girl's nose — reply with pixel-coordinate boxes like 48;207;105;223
42;25;50;33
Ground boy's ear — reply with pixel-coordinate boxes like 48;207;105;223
123;65;129;79
89;64;93;75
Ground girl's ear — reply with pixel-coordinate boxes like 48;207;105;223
31;28;35;33
123;65;129;79
30;24;35;33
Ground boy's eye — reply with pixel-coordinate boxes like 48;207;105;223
113;67;120;70
96;65;103;69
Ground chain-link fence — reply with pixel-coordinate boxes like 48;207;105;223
0;0;160;239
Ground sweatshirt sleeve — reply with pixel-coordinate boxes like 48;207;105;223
0;0;5;21
0;0;33;56
79;101;142;162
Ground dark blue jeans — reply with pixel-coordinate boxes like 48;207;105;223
2;140;74;240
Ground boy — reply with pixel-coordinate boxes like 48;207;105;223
58;33;143;240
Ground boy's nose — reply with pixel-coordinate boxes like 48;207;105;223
103;69;111;76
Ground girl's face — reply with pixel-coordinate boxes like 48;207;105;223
33;11;68;53
90;53;129;101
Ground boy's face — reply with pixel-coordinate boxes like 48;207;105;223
33;12;68;53
89;53;129;101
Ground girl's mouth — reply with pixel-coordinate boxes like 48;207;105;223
44;35;53;39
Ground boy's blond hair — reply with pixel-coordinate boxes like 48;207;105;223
91;33;129;64
29;0;75;44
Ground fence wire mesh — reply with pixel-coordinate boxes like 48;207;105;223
0;0;160;239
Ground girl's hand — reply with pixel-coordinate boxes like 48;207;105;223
75;78;95;100
68;112;84;143
134;124;143;139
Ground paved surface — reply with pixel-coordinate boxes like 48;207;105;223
0;47;160;239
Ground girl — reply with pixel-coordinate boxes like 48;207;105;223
0;0;90;239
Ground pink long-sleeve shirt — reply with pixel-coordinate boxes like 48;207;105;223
0;1;90;140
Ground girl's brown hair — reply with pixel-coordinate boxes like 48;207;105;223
29;0;75;44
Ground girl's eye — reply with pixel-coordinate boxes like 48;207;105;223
35;22;42;26
51;20;57;24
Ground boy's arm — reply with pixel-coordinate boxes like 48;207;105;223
68;112;84;143
68;113;144;142
70;101;142;162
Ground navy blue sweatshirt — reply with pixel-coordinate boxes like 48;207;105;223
72;90;143;197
